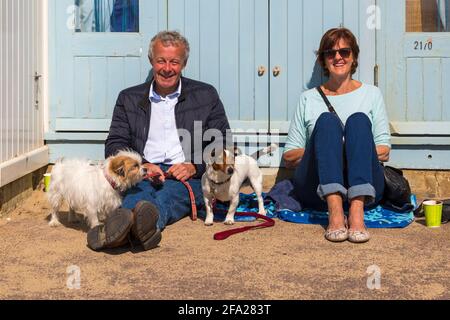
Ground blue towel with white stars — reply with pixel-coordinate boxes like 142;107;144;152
213;193;416;228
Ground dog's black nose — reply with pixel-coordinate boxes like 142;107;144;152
227;167;234;175
142;168;148;174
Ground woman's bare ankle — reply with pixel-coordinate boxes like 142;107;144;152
349;196;366;231
326;193;346;230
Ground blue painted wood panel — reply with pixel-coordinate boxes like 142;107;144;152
403;56;449;124
269;0;289;124
323;0;344;31
423;58;442;121
219;0;240;122
53;0;376;133
73;57;90;118
251;1;269;124
357;0;377;84
270;0;376;130
380;0;450;134
51;0;166;132
69;56;141;120
406;58;423;121
167;0;269;129
443;58;450;121
106;57;126;116
286;0;303;124
378;0;406;123
302;0;324;91
199;0;220;90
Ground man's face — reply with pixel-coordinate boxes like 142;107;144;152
150;40;186;96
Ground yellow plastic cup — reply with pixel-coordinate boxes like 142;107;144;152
44;173;52;192
423;200;443;228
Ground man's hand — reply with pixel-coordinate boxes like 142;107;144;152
143;163;166;183
167;163;197;182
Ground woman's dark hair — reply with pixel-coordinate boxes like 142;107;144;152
317;28;360;77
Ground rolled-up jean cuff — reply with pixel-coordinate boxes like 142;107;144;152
317;183;348;201
347;183;376;205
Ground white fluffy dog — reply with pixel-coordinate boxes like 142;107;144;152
47;150;147;229
202;144;278;226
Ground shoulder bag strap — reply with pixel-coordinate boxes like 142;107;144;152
316;86;345;129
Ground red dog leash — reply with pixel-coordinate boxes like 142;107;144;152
212;204;275;240
145;173;275;237
146;172;197;221
213;212;275;240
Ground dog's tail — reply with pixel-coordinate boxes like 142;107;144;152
249;144;278;160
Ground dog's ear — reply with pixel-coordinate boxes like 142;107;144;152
111;157;127;177
116;166;126;177
113;165;126;177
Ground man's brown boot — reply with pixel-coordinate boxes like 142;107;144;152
87;208;134;251
131;201;162;251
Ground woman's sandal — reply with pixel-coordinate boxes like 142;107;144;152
348;228;371;243
324;216;348;242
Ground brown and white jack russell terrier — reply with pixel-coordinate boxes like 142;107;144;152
201;144;278;226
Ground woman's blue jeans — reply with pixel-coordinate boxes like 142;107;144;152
293;112;384;211
121;164;205;231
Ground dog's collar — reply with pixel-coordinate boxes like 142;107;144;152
103;168;118;190
208;175;232;186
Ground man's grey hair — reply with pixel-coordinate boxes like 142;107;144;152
148;30;190;64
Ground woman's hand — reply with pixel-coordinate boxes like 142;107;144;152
283;148;305;169
376;145;391;162
167;163;197;182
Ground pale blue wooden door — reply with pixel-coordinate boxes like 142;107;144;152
167;0;270;131
51;0;166;132
380;0;450;136
167;0;376;134
269;0;376;133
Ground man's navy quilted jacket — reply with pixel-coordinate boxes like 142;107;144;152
105;76;231;179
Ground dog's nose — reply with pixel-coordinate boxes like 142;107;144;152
227;167;234;175
142;168;148;175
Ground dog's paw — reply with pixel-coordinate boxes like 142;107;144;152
224;219;235;225
258;210;267;216
48;219;62;227
204;221;214;226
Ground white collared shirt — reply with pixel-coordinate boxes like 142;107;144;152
143;81;186;165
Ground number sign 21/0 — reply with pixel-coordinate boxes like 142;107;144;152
414;40;433;51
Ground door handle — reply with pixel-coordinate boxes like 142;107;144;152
257;66;266;77
273;66;281;77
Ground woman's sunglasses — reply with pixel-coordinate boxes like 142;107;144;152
322;48;352;59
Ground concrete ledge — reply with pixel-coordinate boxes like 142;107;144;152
0;166;48;217
0;147;49;217
403;170;450;200
0;146;50;187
